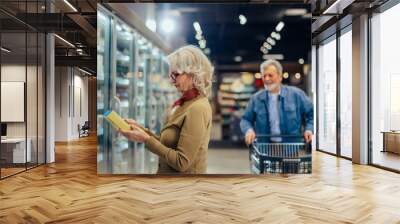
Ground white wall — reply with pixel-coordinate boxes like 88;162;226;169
1;65;30;137
54;67;89;141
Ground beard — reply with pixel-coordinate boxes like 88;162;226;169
264;83;279;92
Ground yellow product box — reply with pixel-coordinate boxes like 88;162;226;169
104;110;131;131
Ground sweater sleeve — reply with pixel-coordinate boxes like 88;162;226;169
144;104;209;172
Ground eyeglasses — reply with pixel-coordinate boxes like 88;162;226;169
169;71;181;82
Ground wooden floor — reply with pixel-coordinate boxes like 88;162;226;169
1;136;400;223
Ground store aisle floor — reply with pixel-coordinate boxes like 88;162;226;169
207;147;250;174
1;135;400;223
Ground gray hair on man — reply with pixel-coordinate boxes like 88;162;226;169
260;59;283;76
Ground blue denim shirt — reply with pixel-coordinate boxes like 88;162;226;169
240;85;314;143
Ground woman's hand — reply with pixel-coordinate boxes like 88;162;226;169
119;128;150;143
125;118;144;130
119;118;150;143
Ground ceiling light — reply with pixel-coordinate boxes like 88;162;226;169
161;18;175;33
267;37;276;46
274;33;281;40
239;14;247;25
255;73;261;79
195;33;202;40
263;42;272;49
283;72;289;79
54;34;75;48
284;9;307;16
263;54;284;60
234;56;242;62
295;73;301;79
63;0;78;12
193;21;201;32
145;19;157;32
199;43;206;49
322;0;344;15
199;39;206;45
298;58;304;64
78;67;92;76
1;47;11;53
276;21;285;32
271;32;281;40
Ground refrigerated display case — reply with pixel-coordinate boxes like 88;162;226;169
97;6;176;174
97;9;111;173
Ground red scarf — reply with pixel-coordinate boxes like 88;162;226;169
173;88;199;107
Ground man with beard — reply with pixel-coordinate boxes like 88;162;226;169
240;59;313;145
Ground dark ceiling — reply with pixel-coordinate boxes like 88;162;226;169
0;0;97;74
132;3;311;69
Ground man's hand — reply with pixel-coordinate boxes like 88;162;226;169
245;129;256;146
304;130;313;143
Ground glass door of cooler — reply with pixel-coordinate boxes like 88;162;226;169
132;33;149;173
97;9;111;173
110;20;135;173
145;46;162;174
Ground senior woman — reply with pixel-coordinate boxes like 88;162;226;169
120;45;213;174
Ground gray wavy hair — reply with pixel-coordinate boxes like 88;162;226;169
260;59;283;76
167;45;214;97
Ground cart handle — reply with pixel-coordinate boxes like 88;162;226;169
254;134;305;138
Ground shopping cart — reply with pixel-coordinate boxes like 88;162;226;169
249;135;312;174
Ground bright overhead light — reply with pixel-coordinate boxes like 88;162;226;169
267;37;276;46
195;33;202;40
263;54;284;60
274;33;281;40
54;34;75;48
323;0;344;15
295;73;301;79
283;72;289;79
284;9;307;16
63;0;78;12
298;58;305;65
234;56;242;62
1;47;11;53
193;21;201;32
260;47;268;54
78;67;92;76
255;73;261;79
161;18;175;33
239;14;247;25
271;32;281;40
263;42;272;49
199;39;206;45
199;39;206;48
276;21;285;32
145;19;157;32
